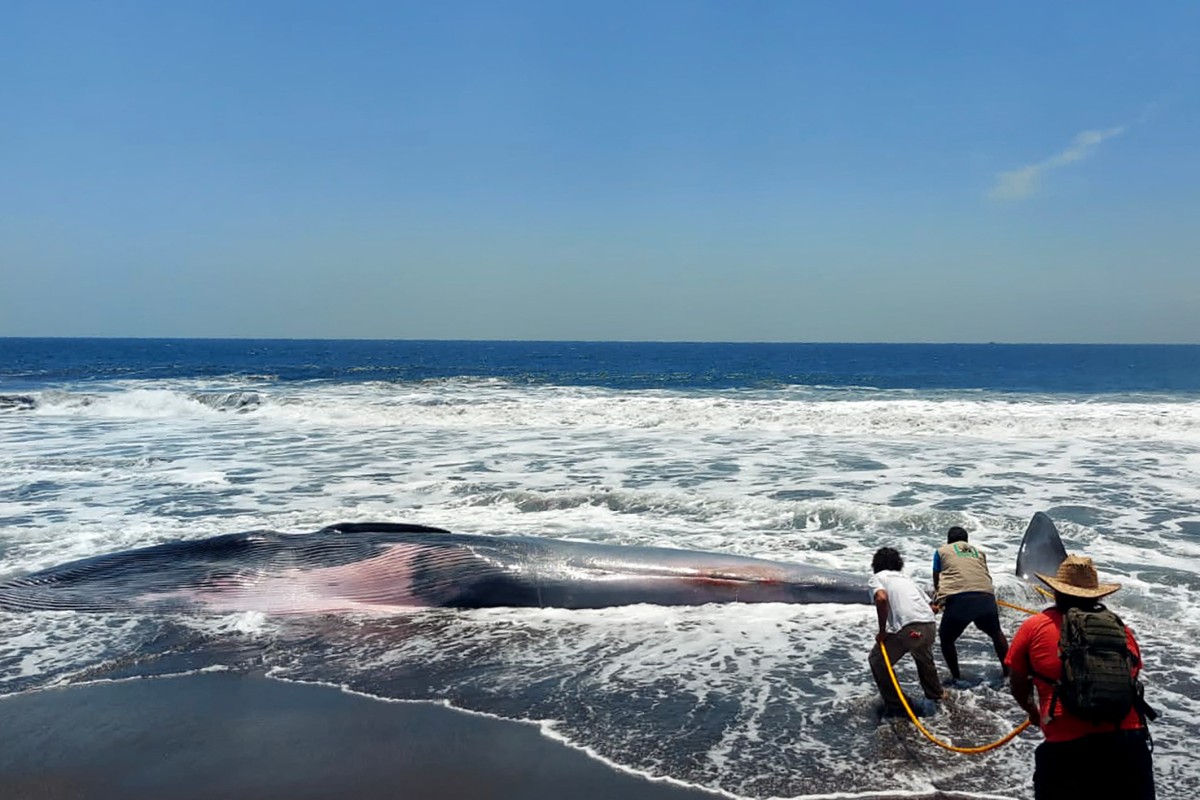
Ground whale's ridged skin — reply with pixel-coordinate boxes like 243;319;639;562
0;523;870;614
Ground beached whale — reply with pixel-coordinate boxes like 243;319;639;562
0;522;872;614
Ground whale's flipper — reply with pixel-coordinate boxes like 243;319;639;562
1015;512;1068;586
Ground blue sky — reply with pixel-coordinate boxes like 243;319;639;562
2;1;1197;342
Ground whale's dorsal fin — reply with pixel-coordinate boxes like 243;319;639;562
319;522;451;535
1015;512;1068;587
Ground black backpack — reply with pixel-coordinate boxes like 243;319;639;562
1045;605;1155;726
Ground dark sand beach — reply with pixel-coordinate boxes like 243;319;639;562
0;672;730;800
0;672;1004;800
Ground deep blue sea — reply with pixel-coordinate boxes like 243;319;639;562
2;338;1199;800
3;338;1200;393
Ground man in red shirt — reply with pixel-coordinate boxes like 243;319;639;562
1005;554;1154;799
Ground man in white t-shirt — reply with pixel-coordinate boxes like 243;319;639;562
868;546;943;715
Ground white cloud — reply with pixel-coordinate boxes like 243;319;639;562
989;125;1127;201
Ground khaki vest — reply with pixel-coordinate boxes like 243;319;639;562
934;542;994;602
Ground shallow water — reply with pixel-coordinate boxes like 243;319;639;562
2;341;1198;799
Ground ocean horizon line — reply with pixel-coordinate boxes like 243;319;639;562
3;335;1199;348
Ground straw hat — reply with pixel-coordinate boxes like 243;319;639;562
1036;554;1121;599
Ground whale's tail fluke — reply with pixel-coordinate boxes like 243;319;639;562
1015;511;1068;588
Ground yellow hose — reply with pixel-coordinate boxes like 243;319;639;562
996;597;1042;615
877;593;1045;753
880;641;1032;753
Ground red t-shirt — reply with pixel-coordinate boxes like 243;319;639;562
1005;608;1144;742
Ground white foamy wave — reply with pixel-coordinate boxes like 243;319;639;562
251;388;1200;440
0;613;159;695
3;376;1200;798
34;388;223;419
181;611;276;636
20;381;1200;440
256;602;1040;797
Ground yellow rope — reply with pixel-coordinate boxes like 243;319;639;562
996;597;1042;616
877;595;1046;753
880;641;1032;754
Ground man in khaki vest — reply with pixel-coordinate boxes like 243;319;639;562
932;526;1009;681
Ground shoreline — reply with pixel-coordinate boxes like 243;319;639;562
0;671;730;800
0;671;1017;800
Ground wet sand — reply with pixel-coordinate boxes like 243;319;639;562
0;672;1005;800
0;672;727;800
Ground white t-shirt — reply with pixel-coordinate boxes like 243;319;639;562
868;570;935;633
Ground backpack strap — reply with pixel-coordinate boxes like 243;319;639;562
1105;606;1158;727
1045;685;1061;723
1025;664;1060;721
1134;682;1157;752
1134;682;1159;723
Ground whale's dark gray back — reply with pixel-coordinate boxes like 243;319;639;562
0;523;870;613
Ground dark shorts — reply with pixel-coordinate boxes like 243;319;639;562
1034;729;1155;800
938;591;1002;643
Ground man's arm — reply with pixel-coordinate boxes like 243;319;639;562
1006;621;1040;726
873;589;890;643
1008;668;1040;726
930;551;942;609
